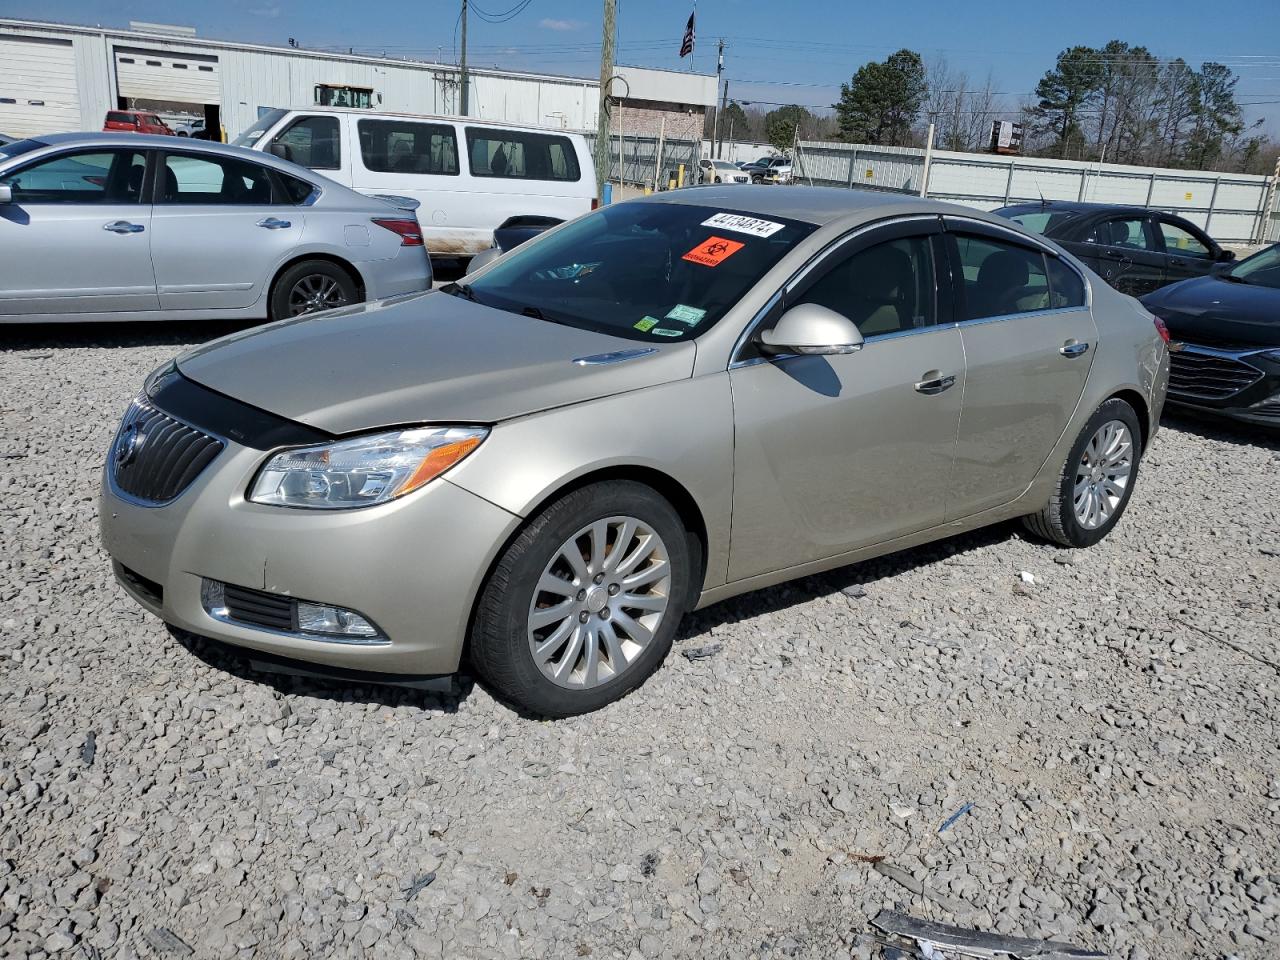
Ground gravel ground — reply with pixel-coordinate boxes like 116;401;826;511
2;322;1279;960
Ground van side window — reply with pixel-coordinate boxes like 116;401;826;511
268;116;340;170
359;119;459;176
465;129;581;182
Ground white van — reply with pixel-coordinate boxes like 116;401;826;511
233;107;595;259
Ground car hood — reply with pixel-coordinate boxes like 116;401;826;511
176;292;696;434
1142;275;1280;348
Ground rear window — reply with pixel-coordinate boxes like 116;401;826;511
359;119;458;175
107;112;137;124
465;128;580;182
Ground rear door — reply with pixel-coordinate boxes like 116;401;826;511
1155;216;1219;286
0;147;157;317
943;219;1096;518
1082;215;1164;296
149;150;304;311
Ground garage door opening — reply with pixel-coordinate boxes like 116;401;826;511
114;47;221;139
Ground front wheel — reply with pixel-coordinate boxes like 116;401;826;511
1022;398;1143;547
469;481;697;717
269;260;360;322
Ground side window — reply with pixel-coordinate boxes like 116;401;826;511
160;153;275;204
1046;257;1087;309
268;116;340;170
1159;220;1212;259
795;235;936;337
277;172;318;205
1091;217;1153;251
358;119;458;175
0;150;146;204
465;128;581;182
955;234;1050;321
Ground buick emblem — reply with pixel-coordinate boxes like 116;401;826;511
115;422;143;468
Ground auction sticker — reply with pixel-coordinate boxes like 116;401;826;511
665;304;707;326
683;236;745;267
701;213;784;238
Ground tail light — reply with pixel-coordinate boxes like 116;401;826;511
1152;316;1171;343
371;218;424;247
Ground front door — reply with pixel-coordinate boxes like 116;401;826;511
943;222;1097;517
1082;215;1164;296
0;147;156;317
727;222;965;582
149;150;303;311
1155;217;1218;286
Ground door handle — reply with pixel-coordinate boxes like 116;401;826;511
1060;340;1090;358
914;373;956;395
256;217;292;229
1102;249;1127;261
103;220;145;234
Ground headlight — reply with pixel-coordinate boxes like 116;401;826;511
248;426;487;509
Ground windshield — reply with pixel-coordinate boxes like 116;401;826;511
232;109;289;147
1001;210;1079;236
1227;244;1280;289
461;202;817;342
0;138;48;163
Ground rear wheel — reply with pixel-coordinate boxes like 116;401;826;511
269;260;360;322
1022;398;1143;547
469;481;696;717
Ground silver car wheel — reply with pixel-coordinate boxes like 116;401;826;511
527;516;672;690
1073;419;1133;530
288;275;347;316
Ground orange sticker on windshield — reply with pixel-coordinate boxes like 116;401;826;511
683;236;745;267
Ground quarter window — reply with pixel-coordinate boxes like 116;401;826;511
954;234;1050;321
0;149;146;204
159;153;275;204
1159;221;1212;259
358;119;458;175
268;115;340;170
465;128;580;182
1092;217;1153;251
796;235;936;337
1046;257;1087;308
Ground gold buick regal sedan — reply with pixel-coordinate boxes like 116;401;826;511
101;186;1169;716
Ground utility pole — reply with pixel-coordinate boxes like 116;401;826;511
459;0;469;116
710;39;725;158
593;0;616;196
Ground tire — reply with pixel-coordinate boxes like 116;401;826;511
269;260;360;322
469;481;698;718
1022;398;1143;548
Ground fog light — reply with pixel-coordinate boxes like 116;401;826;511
296;601;379;638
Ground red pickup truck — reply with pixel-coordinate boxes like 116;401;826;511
103;111;173;135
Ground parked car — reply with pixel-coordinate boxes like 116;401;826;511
699;158;750;184
103;110;173;136
232;107;596;261
100;186;1167;717
741;156;792;183
995;201;1234;297
173;118;207;138
0;133;430;323
1141;243;1280;427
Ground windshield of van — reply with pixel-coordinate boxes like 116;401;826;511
453;202;816;342
232;109;289;147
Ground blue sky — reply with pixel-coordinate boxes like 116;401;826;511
8;0;1280;134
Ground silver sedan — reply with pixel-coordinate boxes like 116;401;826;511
0;132;430;323
100;187;1168;716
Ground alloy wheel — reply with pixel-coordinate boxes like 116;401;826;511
288;274;348;316
1073;419;1133;529
527;516;672;690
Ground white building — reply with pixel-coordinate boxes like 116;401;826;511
0;18;716;141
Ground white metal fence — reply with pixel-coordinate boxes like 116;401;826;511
709;139;1279;245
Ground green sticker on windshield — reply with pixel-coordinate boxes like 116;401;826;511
651;328;683;337
665;304;707;326
634;316;659;332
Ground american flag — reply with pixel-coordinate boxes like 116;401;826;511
679;11;696;58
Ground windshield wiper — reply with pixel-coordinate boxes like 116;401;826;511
520;305;578;329
442;281;478;301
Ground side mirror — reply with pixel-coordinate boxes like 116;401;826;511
0;184;11;204
1210;261;1232;276
1216;248;1236;263
759;303;864;356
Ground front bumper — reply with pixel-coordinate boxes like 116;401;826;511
100;432;521;676
1165;344;1280;428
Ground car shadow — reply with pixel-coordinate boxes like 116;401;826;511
1160;408;1280;452
0;318;260;351
169;627;473;714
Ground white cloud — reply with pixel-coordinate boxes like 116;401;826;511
538;18;582;31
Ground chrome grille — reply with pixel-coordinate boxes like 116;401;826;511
110;397;223;504
1167;350;1263;401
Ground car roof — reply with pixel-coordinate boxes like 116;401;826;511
999;200;1155;217
637;184;1009;228
267;105;587;137
10;131;318;174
